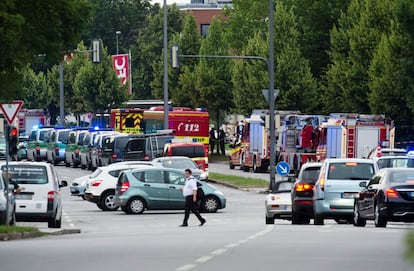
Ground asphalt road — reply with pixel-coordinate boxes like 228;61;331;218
0;164;413;271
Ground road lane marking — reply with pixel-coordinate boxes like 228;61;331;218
175;226;273;271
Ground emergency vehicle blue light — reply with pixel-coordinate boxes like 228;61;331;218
192;138;198;142
200;107;206;112
166;139;172;143
94;126;100;130
32;125;39;131
169;106;173;111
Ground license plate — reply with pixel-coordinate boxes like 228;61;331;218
15;194;33;200
342;192;358;199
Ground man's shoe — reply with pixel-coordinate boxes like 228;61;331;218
199;219;206;226
179;224;188;227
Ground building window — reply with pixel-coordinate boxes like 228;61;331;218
200;24;210;37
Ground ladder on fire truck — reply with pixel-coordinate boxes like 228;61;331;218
149;135;159;159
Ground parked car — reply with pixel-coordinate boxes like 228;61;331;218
372;155;414;169
84;162;155;211
115;167;226;214
152;156;208;180
123;133;174;162
291;162;323;224
313;158;378;225
367;147;407;159
65;128;90;168
353;168;414;227
80;129;114;170
90;132;119;171
26;126;54;161
100;133;131;166
1;162;67;228
70;174;91;199
163;142;209;171
265;180;293;224
0;135;6;159
0;171;16;225
45;128;71;165
17;134;29;161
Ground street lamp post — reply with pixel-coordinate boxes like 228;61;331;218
116;30;121;55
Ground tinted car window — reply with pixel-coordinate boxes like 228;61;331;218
2;165;48;184
172;146;205;158
145;171;164;183
299;167;320;182
377;158;414;169
389;171;414;183
58;131;70;142
115;137;130;151
109;168;130;178
277;182;292;191
327;162;374;180
167;171;186;185
127;139;146;152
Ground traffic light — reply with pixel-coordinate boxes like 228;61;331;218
8;126;18;158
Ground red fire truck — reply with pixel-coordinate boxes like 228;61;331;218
142;107;210;149
109;108;144;134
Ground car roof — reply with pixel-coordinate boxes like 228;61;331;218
153;156;193;161
300;162;323;169
379;167;414;173
323;158;376;163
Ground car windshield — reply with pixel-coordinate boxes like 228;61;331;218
327;162;375;180
299;167;320;182
275;181;292;192
171;146;205;158
58;131;70;142
389;171;414;184
161;158;198;169
1;165;48;184
377;158;414;169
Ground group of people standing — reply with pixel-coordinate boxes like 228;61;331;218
209;127;226;155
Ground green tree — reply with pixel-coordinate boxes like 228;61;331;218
73;46;128;115
20;67;49;109
195;17;233;127
324;0;394;113
0;0;92;99
133;4;185;100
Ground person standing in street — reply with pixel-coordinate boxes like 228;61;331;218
180;169;206;227
218;129;226;156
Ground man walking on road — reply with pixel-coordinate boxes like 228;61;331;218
180;169;206;227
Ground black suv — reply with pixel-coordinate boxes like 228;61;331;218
123;134;174;161
291;162;322;224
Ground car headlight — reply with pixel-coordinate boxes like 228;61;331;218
200;172;208;179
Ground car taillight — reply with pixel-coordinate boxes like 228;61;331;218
120;181;130;194
89;149;92;155
144;155;149;161
75;148;80;154
47;191;54;202
385;188;399;198
55;146;59;151
35;145;40;151
112;154;118;159
319;178;325;192
295;183;313;192
91;180;103;187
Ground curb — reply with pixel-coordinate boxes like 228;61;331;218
0;228;81;241
208;179;269;194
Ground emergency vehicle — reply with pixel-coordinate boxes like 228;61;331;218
277;113;394;176
233;110;300;173
17;109;47;134
142;107;210;148
109;108;144;134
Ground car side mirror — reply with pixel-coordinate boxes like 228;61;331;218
60;180;68;188
359;181;367;188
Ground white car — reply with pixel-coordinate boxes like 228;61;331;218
70;174;91;199
151;156;208;180
265;180;293;224
84;162;156;211
1;162;67;228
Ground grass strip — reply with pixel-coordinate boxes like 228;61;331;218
0;225;38;234
406;231;414;264
209;172;268;188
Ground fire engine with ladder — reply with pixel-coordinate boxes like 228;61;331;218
277;113;395;176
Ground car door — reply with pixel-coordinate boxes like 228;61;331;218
360;175;381;218
166;170;186;209
140;170;169;208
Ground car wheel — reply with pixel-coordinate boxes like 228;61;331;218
100;192;119;211
302;217;311;224
127;197;146;214
292;212;303;225
265;216;274;224
96;202;104;210
374;203;387;228
353;202;366;227
121;205;131;214
314;213;324;225
202;196;219;213
81;164;86;169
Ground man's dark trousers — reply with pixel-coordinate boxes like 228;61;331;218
183;195;204;225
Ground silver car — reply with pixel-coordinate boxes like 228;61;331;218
0;171;16;225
